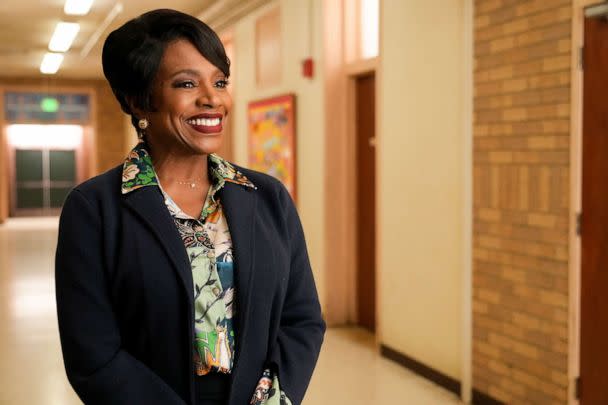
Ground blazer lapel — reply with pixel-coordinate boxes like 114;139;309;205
218;182;257;348
122;187;193;305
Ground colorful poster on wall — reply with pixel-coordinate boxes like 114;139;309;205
248;94;297;202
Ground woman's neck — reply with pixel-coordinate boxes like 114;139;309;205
146;138;211;187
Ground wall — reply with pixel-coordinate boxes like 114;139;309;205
0;77;128;223
225;0;326;308
95;82;132;173
0;109;6;222
378;0;466;382
473;0;571;402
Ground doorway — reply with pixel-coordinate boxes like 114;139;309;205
13;149;76;215
7;124;84;217
355;72;376;332
580;11;608;404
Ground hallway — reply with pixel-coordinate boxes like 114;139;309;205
0;218;462;404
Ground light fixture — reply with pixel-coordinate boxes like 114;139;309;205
64;0;94;15
49;22;80;52
80;2;123;58
40;53;64;74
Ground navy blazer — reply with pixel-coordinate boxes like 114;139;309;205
55;163;325;405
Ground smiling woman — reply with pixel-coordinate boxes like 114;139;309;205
136;40;232;166
55;8;325;405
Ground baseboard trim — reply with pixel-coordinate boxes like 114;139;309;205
379;344;506;404
472;388;506;405
379;344;461;396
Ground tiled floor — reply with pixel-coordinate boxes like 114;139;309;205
0;217;462;405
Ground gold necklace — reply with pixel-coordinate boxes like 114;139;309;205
175;180;202;189
159;177;206;189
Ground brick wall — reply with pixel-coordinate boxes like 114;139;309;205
94;82;131;173
473;1;571;403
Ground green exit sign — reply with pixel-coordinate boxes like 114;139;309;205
40;97;59;112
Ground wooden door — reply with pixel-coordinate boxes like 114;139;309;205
580;15;608;404
355;73;376;332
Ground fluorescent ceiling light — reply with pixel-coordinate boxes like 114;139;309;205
7;125;84;149
40;53;64;74
49;22;80;52
64;0;94;15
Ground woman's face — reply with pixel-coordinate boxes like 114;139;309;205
143;39;232;155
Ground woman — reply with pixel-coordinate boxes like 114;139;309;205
55;9;325;405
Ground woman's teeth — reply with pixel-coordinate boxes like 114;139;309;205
186;118;221;126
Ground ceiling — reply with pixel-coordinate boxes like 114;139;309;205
0;0;270;79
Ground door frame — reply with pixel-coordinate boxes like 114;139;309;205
324;53;379;328
569;1;605;404
323;0;379;329
349;63;379;332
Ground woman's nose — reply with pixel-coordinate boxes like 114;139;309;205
195;87;220;108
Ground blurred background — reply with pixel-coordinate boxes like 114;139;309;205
1;0;607;404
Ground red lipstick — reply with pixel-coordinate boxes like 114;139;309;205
185;113;224;134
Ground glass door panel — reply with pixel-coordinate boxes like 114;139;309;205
16;150;43;181
50;187;74;207
15;150;44;209
49;150;76;208
49;150;76;181
13;148;78;212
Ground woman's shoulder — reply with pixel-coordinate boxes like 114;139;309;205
70;164;124;203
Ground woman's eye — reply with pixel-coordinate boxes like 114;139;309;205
215;79;229;89
175;81;195;88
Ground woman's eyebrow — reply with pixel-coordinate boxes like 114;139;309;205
169;67;225;79
169;68;201;78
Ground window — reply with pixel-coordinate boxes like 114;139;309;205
360;0;379;59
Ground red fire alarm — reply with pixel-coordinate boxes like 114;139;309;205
302;58;314;79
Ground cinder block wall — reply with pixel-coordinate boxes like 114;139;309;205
473;0;571;403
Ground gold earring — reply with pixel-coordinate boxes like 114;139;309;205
137;118;149;140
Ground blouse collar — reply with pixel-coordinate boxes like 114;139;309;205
121;141;256;196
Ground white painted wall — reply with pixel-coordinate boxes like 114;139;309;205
223;0;326;308
378;0;466;381
225;0;470;385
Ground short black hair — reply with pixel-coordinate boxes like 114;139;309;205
102;9;230;130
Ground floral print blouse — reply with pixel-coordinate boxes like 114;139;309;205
121;142;291;405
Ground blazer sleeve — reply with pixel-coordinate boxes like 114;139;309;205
55;189;186;405
265;184;326;405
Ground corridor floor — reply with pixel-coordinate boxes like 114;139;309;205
0;217;462;404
